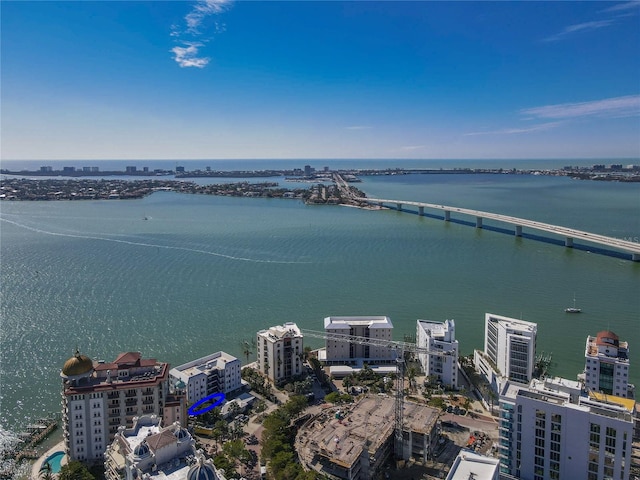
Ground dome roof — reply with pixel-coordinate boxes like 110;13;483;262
175;380;186;390
62;349;93;376
596;331;619;347
175;427;189;440
133;441;149;457
187;456;219;480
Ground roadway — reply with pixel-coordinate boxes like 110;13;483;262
357;196;640;261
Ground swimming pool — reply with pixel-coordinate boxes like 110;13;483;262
41;451;64;474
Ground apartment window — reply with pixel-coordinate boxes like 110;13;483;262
590;423;601;451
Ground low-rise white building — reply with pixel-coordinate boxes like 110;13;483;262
104;415;226;480
256;322;304;383
445;450;500;480
416;319;458;389
169;351;242;405
321;316;395;367
499;377;634;480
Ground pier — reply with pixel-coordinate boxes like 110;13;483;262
359;197;640;262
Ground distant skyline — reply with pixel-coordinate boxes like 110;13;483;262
2;1;639;160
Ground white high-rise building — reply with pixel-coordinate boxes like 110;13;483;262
60;350;169;464
169;351;242;404
581;330;634;399
322;316;395;366
416;319;459;389
474;313;537;393
256;322;304;383
498;377;634;480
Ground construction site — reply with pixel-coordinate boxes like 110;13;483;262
295;395;440;480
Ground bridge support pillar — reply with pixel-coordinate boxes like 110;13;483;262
444;210;450;221
632;253;640;262
476;217;483;228
396;203;402;211
515;225;522;237
419;206;424;216
565;237;573;248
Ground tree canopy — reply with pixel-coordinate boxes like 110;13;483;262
58;461;95;480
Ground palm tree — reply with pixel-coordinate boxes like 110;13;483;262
240;339;255;364
211;428;223;453
40;461;53;480
487;388;498;415
405;365;418;393
255;399;267;415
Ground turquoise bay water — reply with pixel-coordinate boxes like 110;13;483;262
1;166;639;437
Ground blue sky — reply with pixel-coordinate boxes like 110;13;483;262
1;1;639;160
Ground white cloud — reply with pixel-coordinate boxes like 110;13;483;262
344;125;372;130
171;42;210;68
171;0;232;68
521;95;640;119
465;95;640;136
601;1;640;13
399;145;426;151
185;0;232;34
465;122;560;136
542;19;614;42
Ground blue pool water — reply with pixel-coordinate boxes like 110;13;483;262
41;451;64;474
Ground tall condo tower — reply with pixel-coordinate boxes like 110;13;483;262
256;322;304;383
60;350;169;463
582;330;634;399
416;319;459;389
484;313;537;383
499;377;634;480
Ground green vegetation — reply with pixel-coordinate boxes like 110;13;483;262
241;367;275;401
427;396;447;410
324;392;353;404
283;378;313;395
58;461;95;480
341;364;394;394
260;395;323;480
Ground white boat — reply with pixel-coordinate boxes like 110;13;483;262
565;295;581;313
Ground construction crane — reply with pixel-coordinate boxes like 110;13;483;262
300;328;453;459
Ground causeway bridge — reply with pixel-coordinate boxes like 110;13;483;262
356;196;640;262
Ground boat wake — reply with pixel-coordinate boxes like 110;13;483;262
0;216;311;264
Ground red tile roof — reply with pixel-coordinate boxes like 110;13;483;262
595;330;619;347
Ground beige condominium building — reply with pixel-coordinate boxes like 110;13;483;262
256;322;304;383
60;350;169;463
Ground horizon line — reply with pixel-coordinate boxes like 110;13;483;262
3;157;639;162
